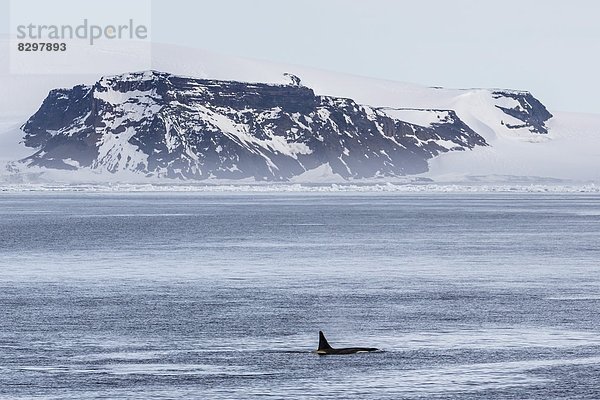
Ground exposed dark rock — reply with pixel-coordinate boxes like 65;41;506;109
493;90;553;134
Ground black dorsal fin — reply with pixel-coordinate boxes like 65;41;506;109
318;331;332;350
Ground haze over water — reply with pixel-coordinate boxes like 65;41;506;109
1;192;599;398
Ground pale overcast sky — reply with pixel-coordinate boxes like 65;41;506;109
2;0;599;113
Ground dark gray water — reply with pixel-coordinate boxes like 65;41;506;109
1;192;599;399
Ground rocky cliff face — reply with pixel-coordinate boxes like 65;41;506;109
20;71;498;180
492;90;553;134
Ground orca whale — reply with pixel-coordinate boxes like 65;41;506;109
314;331;379;355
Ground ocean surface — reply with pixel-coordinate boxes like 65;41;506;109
1;192;599;399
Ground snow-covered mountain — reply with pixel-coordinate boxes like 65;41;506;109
1;41;598;183
19;70;493;180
